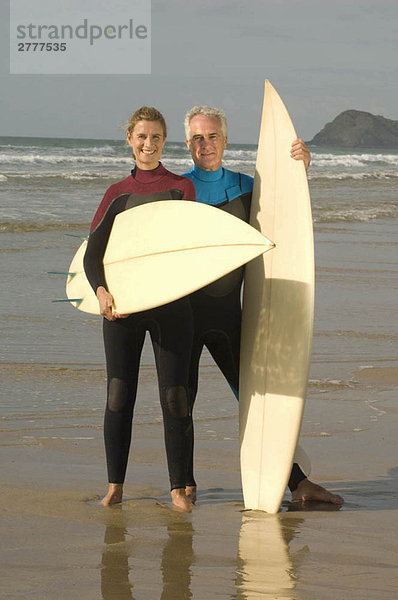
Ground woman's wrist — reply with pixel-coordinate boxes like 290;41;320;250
96;285;107;298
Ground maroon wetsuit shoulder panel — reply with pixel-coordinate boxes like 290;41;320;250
84;163;196;292
90;164;195;232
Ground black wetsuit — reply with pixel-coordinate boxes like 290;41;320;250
183;165;306;492
84;164;196;490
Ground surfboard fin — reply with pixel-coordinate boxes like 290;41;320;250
65;233;88;240
48;271;77;276
52;298;83;305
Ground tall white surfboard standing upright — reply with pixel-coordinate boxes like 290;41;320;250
239;80;314;513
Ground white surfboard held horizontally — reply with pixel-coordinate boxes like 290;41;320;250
66;200;274;315
239;80;315;513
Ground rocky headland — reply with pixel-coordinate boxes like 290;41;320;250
308;110;398;148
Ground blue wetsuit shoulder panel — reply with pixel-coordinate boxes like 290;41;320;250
183;165;253;206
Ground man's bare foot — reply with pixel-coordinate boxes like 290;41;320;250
185;485;197;504
291;478;344;505
101;483;123;507
171;488;194;512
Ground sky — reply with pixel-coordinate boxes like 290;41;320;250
1;0;397;143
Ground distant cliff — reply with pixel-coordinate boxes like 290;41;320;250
308;110;398;148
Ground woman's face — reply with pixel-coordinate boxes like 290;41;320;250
127;120;166;170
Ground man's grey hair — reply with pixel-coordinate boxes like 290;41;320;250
184;106;228;139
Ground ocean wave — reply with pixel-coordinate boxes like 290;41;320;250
313;204;398;223
0;143;119;155
0;221;89;233
309;172;398;181
0;153;131;166
65;174;106;181
62;171;115;181
309;378;355;389
165;143;187;151
0;171;117;181
82;145;119;155
312;153;398;168
224;149;257;159
223;158;256;167
162;158;195;167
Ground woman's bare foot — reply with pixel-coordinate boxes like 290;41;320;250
171;488;194;512
185;485;197;504
291;478;344;505
101;483;123;507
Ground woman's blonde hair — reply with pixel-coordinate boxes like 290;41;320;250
125;106;167;138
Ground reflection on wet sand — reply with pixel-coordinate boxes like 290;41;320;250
101;515;134;600
160;518;194;600
99;506;308;600
100;507;195;600
236;512;307;599
98;488;349;600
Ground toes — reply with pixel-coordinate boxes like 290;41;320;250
330;494;344;505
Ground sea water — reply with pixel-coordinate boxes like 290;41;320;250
1;137;397;228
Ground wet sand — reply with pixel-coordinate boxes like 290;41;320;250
1;218;398;598
1;358;398;599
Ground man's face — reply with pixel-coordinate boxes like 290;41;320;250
186;114;227;171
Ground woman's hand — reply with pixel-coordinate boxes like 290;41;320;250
96;286;131;320
290;138;311;172
96;286;121;321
